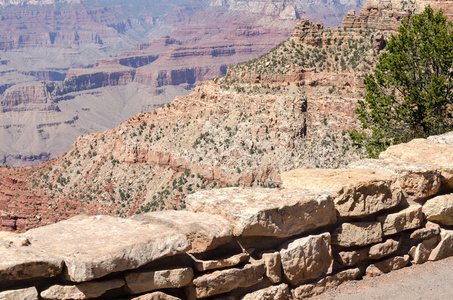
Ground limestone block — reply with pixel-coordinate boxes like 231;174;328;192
192;252;249;272
429;229;453;261
410;221;441;240
378;205;423;236
192;262;265;298
409;237;439;264
186;187;336;237
368;238;400;260
131;292;181;300
292;268;361;299
280;233;332;285
24;215;191;282
0;231;29;247
334;248;368;266
349;158;441;201
131;210;233;253
262;252;282;283
423;194;453;226
40;278;124;300
365;255;410;277
242;283;291;300
380;139;453;188
125;267;193;295
282;169;402;218
332;222;382;247
0;287;38;300
0;240;63;282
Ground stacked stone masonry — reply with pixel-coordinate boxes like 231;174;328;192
1;132;453;299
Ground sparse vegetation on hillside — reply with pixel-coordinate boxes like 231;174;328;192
350;6;453;158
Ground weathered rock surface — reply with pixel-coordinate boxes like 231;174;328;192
40;279;125;300
130;292;181;300
262;252;282;283
125;268;193;295
378;205;423;236
192;252;249;272
429;229;453;261
365;255;410;277
368;238;400;260
282;169;402;218
379;139;453;188
280;233;332;285
242;283;291;300
186;188;336;237
0;240;63;282
131;210;233;253
292;268;361;299
24;215;191;282
349;158;441;201
410;221;441;240
334;248;368;267
0;231;29;247
423;194;453;226
427;131;453;145
0;287;38;300
332;222;382;247
192;262;266;298
409;237;439;264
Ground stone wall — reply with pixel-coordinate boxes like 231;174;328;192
1;132;453;299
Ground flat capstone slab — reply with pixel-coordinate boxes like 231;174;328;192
24;215;191;282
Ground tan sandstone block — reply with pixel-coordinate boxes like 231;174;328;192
0;240;63;282
0;231;29;247
292;268;361;299
130;291;181;300
262;251;282;283
368;238;400;260
0;287;38;300
242;283;291;300
409;237;439;264
423;194;453;226
366;255;410;277
192;262;265;298
40;278;124;300
191;252;249;272
349;158;441;201
186;187;336;237
332;222;382;247
429;229;453;261
378;205;423;236
25;215;191;282
125;267;193;295
334;248;368;266
410;221;441;240
380;139;453;188
282;169;402;218
280;233;332;285
131;210;233;253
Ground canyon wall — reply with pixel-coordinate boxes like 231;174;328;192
1;132;453;299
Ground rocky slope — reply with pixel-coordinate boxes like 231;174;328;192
0;0;366;166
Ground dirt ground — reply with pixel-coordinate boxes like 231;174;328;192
313;256;453;300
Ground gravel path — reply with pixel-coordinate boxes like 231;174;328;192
313;256;453;300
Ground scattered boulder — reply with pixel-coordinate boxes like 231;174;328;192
282;169;402;218
280;233;332;285
186;187;336;237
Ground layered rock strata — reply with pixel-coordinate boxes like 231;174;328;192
1;133;453;299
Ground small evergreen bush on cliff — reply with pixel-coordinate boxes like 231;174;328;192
350;6;453;158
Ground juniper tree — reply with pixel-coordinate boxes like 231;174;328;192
350;6;453;158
